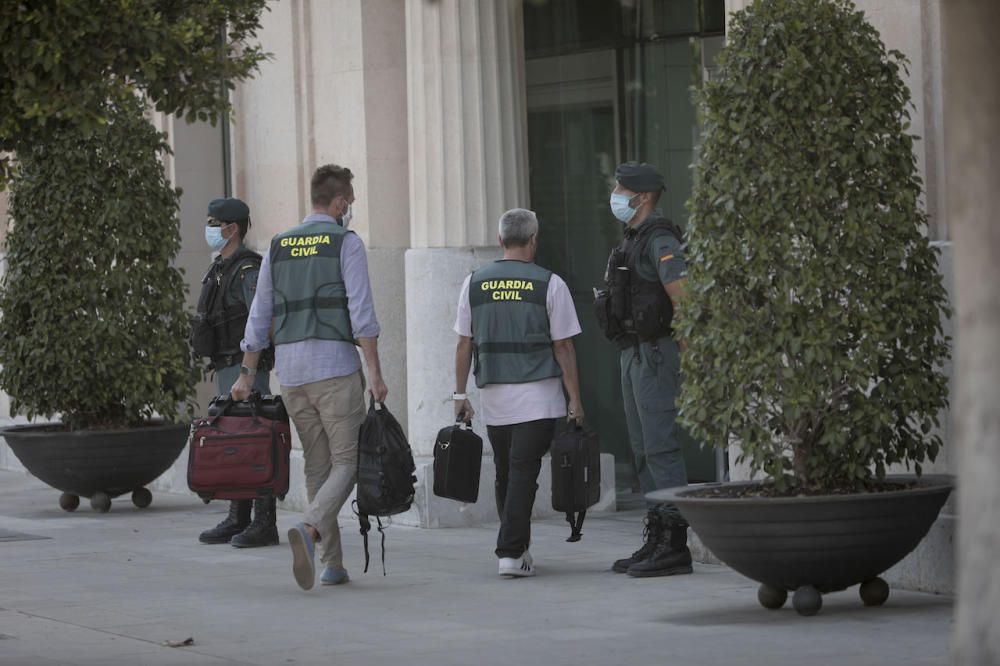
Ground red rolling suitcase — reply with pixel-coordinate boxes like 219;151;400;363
188;394;292;502
433;419;483;503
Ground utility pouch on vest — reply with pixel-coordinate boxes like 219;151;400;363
630;285;672;340
594;248;631;342
191;313;217;358
593;288;622;342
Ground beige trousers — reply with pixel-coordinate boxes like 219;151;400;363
282;371;365;568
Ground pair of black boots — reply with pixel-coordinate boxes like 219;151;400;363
612;510;693;577
199;498;279;547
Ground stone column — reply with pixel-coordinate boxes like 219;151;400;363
725;0;752;30
944;2;1000;663
0;189;9;420
0;189;8;248
404;0;527;454
229;0;411;433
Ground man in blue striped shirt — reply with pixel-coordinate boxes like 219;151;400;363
232;164;388;591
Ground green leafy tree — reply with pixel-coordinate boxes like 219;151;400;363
0;95;199;430
678;0;951;492
0;0;269;185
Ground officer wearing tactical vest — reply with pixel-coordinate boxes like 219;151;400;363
598;161;693;578
232;164;387;591
454;208;585;578
193;197;278;548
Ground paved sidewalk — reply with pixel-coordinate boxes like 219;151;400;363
0;470;951;666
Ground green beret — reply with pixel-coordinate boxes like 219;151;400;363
207;197;250;222
615;161;665;193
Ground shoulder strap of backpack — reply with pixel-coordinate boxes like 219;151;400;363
353;503;388;576
376;516;387;576
354;501;372;573
565;510;586;543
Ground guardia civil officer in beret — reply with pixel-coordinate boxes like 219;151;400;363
192;197;277;548
598;162;693;578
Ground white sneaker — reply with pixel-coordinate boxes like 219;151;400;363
499;554;535;578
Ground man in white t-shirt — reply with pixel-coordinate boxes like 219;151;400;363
453;208;585;578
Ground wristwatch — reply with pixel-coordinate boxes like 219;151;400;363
240;365;258;377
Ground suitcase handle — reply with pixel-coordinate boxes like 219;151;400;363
208;392;262;425
438;416;474;450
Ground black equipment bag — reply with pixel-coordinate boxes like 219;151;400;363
207;392;289;423
433;419;483;503
354;398;416;574
550;426;601;542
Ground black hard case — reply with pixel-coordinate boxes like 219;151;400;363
433;421;484;503
550;427;601;513
208;393;289;423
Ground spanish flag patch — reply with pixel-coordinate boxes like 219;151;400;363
659;253;674;263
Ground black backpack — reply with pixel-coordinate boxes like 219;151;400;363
354;398;416;574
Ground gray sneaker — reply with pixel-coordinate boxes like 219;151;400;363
288;523;316;590
320;566;350;586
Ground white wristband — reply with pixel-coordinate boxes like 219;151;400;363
452;393;468;401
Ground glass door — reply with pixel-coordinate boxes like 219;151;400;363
524;0;727;494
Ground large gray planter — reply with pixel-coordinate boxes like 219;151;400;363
650;475;953;616
2;421;189;513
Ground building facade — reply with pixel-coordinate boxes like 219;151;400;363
191;0;957;591
0;0;965;596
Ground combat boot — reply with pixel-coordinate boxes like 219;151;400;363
231;497;280;548
612;511;663;573
625;515;693;578
199;500;252;544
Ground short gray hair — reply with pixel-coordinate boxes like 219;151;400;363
498;208;538;247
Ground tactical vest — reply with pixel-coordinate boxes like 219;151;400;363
270;220;354;345
469;260;562;388
596;218;682;348
192;246;269;367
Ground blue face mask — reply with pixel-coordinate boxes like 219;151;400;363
205;226;227;252
610;192;639;223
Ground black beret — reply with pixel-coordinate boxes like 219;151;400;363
207;197;250;222
615;161;665;193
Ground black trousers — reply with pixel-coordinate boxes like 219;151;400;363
487;418;557;558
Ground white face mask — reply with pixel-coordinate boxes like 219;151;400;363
340;204;353;229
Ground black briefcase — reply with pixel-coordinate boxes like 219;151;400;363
433;420;483;503
550;426;601;542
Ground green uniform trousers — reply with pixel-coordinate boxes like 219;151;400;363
620;336;687;518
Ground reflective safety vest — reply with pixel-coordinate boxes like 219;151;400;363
269;220;353;345
469;260;562;388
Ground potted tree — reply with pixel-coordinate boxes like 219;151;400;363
654;0;953;616
0;96;199;512
0;1;268;512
